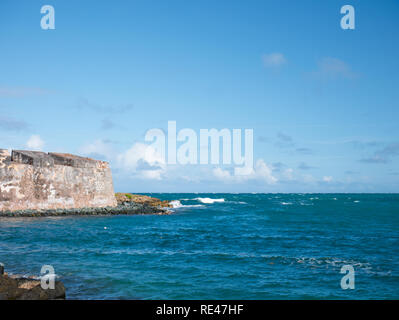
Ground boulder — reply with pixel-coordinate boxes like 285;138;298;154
0;273;66;300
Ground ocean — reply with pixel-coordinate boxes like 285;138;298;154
1;193;398;299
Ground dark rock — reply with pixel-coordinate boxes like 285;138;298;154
11;150;54;167
0;193;172;217
0;272;66;300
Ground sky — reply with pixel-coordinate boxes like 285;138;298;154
0;0;398;193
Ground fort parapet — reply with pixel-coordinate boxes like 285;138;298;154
0;149;117;212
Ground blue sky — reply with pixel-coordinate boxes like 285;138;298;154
1;0;398;192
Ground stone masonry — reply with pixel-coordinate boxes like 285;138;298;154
0;149;117;212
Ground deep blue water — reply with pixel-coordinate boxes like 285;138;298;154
1;193;398;299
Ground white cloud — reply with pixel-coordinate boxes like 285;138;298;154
213;167;232;180
117;143;166;180
262;53;287;68
302;174;316;184
314;57;357;79
77;139;343;190
212;159;277;184
282;168;294;180
254;159;278;183
26;135;44;151
79;139;114;160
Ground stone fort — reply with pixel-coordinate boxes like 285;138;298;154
0;149;117;212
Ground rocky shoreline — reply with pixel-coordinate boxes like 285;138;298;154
0;193;172;217
0;265;66;300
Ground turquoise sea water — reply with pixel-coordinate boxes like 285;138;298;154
1;193;398;299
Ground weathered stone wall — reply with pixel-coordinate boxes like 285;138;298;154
0;149;117;212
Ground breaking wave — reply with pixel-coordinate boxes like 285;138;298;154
169;200;204;209
195;197;225;204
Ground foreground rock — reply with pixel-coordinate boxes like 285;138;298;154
0;271;65;300
0;193;172;217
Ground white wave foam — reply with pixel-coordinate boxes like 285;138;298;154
169;200;204;209
195;197;225;204
281;202;292;205
225;200;247;205
170;200;183;208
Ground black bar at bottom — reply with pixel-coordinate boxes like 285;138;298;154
0;300;397;318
